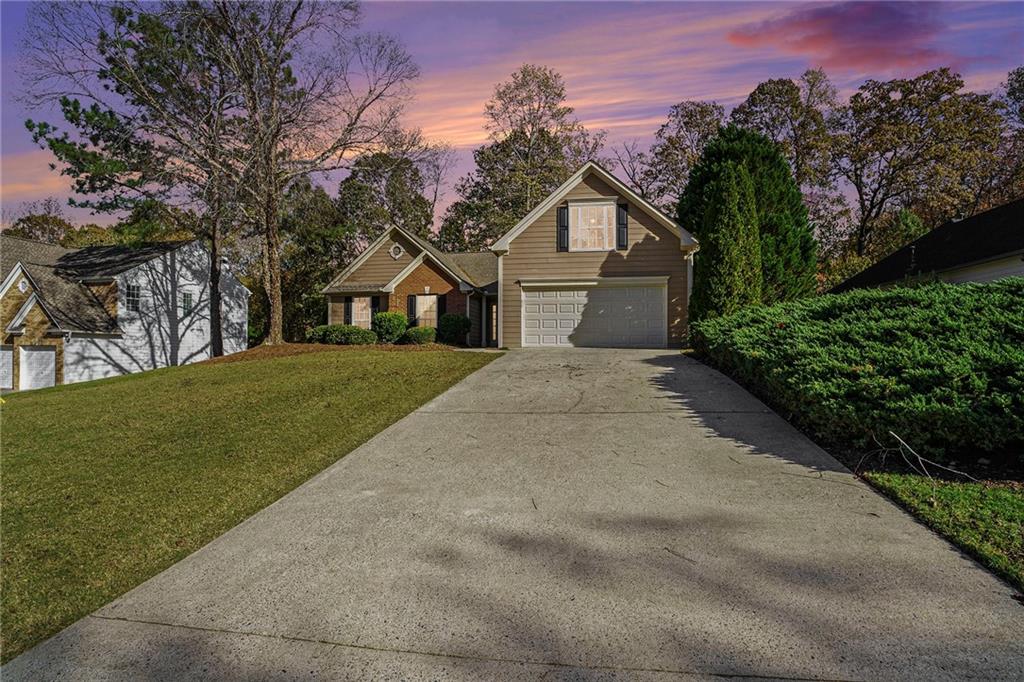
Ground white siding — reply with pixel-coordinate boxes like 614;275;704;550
939;254;1024;284
63;242;249;384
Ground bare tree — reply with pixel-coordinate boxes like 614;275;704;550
611;139;657;200
23;1;419;345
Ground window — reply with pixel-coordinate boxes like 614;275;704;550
569;201;615;251
415;295;438;328
352;296;372;329
180;292;194;315
125;283;141;313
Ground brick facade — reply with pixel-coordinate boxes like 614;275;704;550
1;273;64;389
389;260;466;320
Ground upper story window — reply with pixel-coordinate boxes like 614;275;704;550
181;291;194;315
124;283;141;313
569;201;616;252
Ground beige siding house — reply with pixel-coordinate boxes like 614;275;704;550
323;162;698;349
834;198;1023;292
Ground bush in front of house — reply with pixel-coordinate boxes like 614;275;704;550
372;311;408;344
306;324;378;345
437;313;472;345
678;125;817;304
688;161;762;323
400;326;436;345
690;278;1024;462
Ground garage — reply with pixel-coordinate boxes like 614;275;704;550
521;281;667;348
1;345;12;389
19;345;56;391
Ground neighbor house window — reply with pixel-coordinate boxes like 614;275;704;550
415;295;438;328
181;291;194;315
125;283;141;313
352;296;372;329
569;201;615;251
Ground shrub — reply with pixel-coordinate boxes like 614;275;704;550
372;311;408;344
400;326;436;345
690;279;1024;462
689;161;762;322
305;324;378;345
437;313;472;345
679;125;816;303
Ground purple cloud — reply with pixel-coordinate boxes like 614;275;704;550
729;2;958;72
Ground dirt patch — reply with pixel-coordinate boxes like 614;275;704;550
203;343;455;365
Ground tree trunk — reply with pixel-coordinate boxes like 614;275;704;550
208;223;224;357
263;192;284;345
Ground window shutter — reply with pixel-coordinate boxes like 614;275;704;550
616;204;628;250
343;296;353;325
407;294;417;326
437;294;446;319
371;296;380;317
557;206;569;252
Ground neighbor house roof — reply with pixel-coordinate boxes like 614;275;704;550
1;234;192;334
833;199;1024;292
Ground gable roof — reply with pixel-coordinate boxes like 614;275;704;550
322;226;498;294
490;161;698;253
0;235;192;334
833;199;1024;292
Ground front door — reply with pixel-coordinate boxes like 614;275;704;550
485;299;498;347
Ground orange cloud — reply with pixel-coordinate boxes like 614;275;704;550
0;149;71;204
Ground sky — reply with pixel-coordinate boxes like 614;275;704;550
1;1;1022;226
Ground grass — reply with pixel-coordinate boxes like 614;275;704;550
865;472;1024;592
0;345;498;662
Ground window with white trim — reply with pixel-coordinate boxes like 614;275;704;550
180;291;194;315
125;283;141;313
569;201;616;252
415;295;438;328
352;296;372;329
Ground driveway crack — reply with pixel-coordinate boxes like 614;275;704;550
87;614;862;681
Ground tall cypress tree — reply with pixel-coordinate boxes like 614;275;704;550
679;126;817;303
689;162;762;322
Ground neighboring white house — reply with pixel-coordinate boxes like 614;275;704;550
1;235;249;391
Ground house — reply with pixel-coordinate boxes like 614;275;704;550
833;199;1024;292
1;235;249;391
323;162;698;348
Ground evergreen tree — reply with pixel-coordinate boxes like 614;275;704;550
689;162;762;322
679;126;816;304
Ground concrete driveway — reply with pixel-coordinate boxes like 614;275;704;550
6;350;1021;680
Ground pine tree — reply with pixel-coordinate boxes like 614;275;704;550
689;162;762;322
679;126;816;304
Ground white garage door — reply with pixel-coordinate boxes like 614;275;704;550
522;285;667;348
19;346;56;391
1;346;12;389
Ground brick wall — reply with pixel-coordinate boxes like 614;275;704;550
389;260;466;320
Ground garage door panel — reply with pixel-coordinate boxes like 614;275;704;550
522;285;666;348
19;345;56;390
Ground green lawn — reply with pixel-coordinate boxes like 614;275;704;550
0;347;497;662
865;472;1024;592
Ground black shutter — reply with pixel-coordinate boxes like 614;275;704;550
437;294;446;320
557;205;569;252
616;204;628;250
343;296;353;325
371;296;380;317
407;294;417;326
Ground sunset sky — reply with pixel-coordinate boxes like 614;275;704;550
1;1;1021;225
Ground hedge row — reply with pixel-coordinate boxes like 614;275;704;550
306;311;470;347
690;279;1024;462
306;324;378;345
